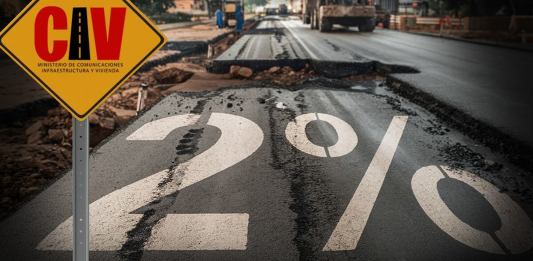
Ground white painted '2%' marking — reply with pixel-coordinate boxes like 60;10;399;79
38;112;531;254
37;113;263;251
323;116;408;251
285;113;358;158
412;165;533;254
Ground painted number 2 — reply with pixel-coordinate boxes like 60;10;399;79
38;113;263;251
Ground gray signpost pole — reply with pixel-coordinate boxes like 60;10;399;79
73;119;89;261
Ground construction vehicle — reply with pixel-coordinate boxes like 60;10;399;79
222;0;244;26
302;0;376;32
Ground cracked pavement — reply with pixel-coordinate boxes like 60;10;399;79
1;16;533;261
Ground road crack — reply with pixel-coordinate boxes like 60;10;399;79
267;90;336;260
117;100;209;260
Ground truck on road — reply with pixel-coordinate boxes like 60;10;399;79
302;0;376;32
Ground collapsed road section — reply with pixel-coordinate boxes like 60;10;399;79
211;17;418;77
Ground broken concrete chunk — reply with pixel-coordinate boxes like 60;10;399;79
229;65;241;77
238;67;253;78
268;66;280;73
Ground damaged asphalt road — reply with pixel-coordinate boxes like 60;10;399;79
0;78;532;260
1;15;533;261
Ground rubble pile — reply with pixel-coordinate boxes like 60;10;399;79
21;65;197;146
0;143;70;218
228;64;316;86
0;106;107;217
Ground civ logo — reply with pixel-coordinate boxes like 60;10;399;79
0;0;165;119
35;6;126;61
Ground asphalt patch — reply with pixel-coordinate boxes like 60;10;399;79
423;119;450;136
387;76;533;173
439;142;503;172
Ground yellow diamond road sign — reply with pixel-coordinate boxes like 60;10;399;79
0;0;166;120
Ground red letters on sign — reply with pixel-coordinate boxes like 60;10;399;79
91;8;126;60
34;7;126;61
34;6;68;62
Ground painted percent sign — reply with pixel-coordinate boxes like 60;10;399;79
38;113;533;254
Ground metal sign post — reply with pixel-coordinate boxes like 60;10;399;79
73;119;89;261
